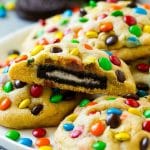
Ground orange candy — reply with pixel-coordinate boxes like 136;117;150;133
36;138;50;147
87;101;97;106
100;22;113;32
143;4;150;10
111;4;122;10
0;98;11;110
84;44;93;50
90;120;105;136
15;55;28;63
37;38;49;45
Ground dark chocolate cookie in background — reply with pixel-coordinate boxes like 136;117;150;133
16;0;68;21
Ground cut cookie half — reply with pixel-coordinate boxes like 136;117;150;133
0;70;81;129
9;42;136;95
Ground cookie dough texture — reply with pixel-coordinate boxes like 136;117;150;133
23;1;150;61
0;75;81;129
130;58;150;87
54;96;150;150
9;43;136;95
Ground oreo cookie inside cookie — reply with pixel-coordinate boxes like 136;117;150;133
16;0;68;21
37;65;107;89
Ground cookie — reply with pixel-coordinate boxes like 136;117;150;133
61;1;150;61
54;95;150;150
130;58;150;89
22;11;75;51
0;68;81;129
9;42;136;95
16;0;68;21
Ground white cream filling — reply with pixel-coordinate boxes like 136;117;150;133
46;71;99;84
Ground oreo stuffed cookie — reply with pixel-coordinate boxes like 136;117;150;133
9;42;136;95
0;64;81;129
54;95;150;150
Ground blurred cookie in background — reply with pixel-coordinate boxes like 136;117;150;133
16;0;68;21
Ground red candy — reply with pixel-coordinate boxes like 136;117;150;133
90;120;105;136
47;27;58;33
136;63;149;72
39;19;46;26
87;101;97;106
32;128;46;138
30;84;43;98
143;121;150;132
124;15;136;26
106;0;118;3
109;55;121;66
125;99;140;107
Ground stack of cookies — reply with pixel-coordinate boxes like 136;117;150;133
0;0;150;149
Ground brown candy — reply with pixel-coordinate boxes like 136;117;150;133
106;114;121;129
140;137;149;150
31;104;43;115
51;47;63;53
115;70;126;83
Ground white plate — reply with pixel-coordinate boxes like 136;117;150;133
0;26;56;150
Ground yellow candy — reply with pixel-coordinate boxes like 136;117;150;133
86;31;98;38
83;56;96;65
5;2;15;11
8;54;19;61
38;146;53;150
66;113;78;122
70;48;79;56
128;108;141;116
30;45;44;56
143;25;150;33
52;15;62;22
19;99;30;109
115;132;130;141
55;31;63;39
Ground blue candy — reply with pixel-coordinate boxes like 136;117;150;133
104;50;113;56
126;36;141;48
2;67;9;73
63;9;73;17
63;123;74;131
18;138;32;147
107;108;122;115
0;9;6;18
133;7;147;15
137;90;148;97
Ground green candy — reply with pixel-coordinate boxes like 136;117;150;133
92;141;106;150
106;97;116;101
129;25;142;37
79;17;89;23
111;10;124;17
60;19;69;25
71;39;79;44
98;57;112;71
79;98;90;107
50;94;63;103
0;4;5;10
36;30;44;38
5;130;20;141
89;0;97;8
143;109;150;118
3;81;13;93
